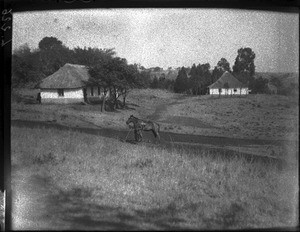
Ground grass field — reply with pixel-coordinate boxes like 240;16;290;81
11;126;298;230
10;87;299;229
11;88;298;141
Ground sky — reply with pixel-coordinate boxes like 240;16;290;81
13;9;299;73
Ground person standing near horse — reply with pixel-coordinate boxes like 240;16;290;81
126;115;160;142
36;92;41;104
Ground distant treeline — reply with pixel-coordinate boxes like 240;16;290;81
147;48;298;96
12;38;296;96
146;48;258;94
12;37;148;88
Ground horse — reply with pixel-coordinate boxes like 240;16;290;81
126;115;160;142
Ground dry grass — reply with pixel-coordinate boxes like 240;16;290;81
11;126;298;230
11;88;298;141
158;94;298;140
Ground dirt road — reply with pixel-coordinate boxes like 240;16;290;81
11;119;285;146
11;119;294;168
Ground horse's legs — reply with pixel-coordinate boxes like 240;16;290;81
135;129;142;142
151;129;160;142
156;124;161;141
134;130;139;142
138;130;143;142
157;132;160;141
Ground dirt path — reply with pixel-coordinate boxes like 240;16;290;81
11;119;294;168
147;94;189;121
12;119;286;146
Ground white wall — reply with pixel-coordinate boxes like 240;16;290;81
209;89;219;95
41;86;111;102
209;88;249;95
240;88;249;95
41;88;84;99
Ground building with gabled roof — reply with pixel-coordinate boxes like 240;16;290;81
38;63;109;103
208;71;249;95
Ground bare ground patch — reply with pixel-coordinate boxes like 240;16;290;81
161;116;216;128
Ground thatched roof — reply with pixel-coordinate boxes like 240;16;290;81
208;71;246;89
39;63;90;89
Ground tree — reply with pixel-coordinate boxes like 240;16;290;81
118;63;141;108
232;47;256;80
153;66;162;72
38;37;63;50
37;37;75;76
195;63;211;95
138;70;151;88
211;66;223;84
39;45;73;76
174;67;189;93
187;63;211;95
88;57;119;111
88;56;140;111
164;79;175;91
72;47;116;67
249;76;268;94
150;76;159;89
13;43;31;57
269;76;282;88
217;58;231;72
12;44;45;87
189;63;199;95
211;58;231;85
158;74;166;89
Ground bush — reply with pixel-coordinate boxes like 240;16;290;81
249;76;268;94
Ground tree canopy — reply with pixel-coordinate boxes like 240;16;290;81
12;37;142;90
217;58;231;72
232;47;256;77
38;37;63;50
188;63;211;95
174;67;189;93
13;38;276;98
88;56;141;110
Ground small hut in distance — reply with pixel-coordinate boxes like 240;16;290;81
208;71;249;95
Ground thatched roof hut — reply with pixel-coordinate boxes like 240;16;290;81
39;63;90;89
208;71;246;89
37;63;108;104
208;71;249;95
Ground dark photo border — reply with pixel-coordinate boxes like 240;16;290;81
1;0;299;230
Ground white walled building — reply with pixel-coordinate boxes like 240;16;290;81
208;71;249;96
38;63;109;104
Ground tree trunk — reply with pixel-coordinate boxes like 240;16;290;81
101;88;107;112
101;98;105;112
123;96;126;107
122;88;128;108
113;87;117;110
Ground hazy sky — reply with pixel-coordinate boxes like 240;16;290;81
13;9;299;72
